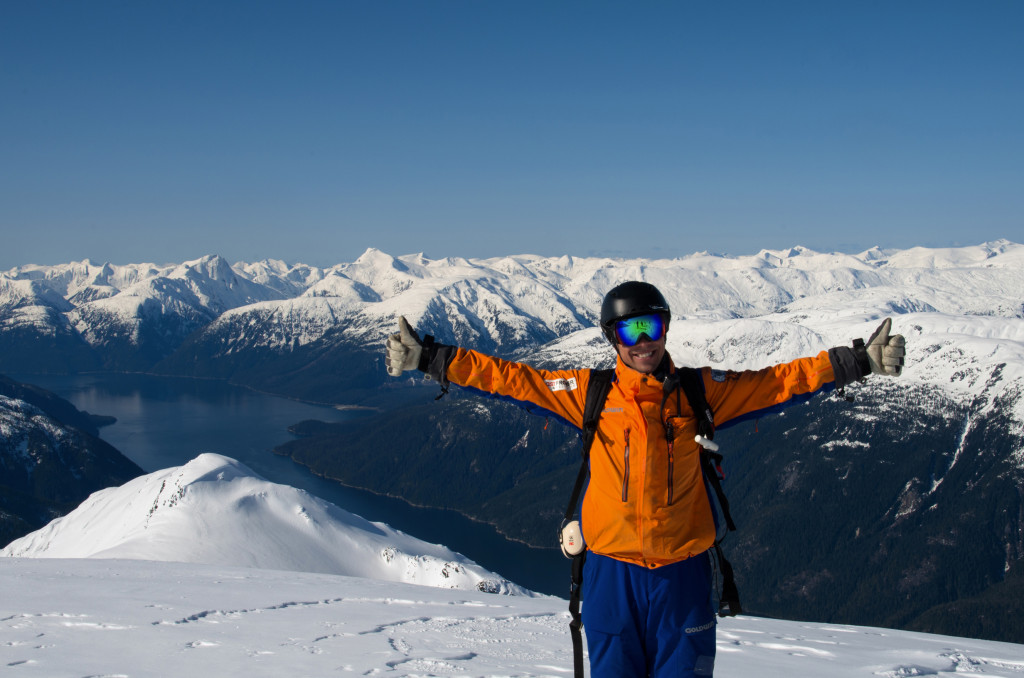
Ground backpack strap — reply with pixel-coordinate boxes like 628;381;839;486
563;368;616;522
712;542;743;616
699;449;737;533
675;366;715;440
672;367;742;616
565;367;614;678
673;367;736;530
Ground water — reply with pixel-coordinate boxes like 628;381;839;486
9;372;566;596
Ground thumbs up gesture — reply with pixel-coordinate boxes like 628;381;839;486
865;318;906;377
385;316;424;377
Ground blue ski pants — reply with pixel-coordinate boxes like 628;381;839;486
581;552;717;677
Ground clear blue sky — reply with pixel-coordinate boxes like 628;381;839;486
3;0;1022;269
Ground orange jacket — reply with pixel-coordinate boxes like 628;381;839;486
445;348;837;568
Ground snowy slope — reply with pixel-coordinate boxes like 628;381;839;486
0;453;527;595
2;557;1023;677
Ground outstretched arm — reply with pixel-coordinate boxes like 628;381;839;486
384;316;589;428
707;318;907;427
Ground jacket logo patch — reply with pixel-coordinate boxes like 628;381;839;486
545;377;578;392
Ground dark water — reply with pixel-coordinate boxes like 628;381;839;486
10;373;566;597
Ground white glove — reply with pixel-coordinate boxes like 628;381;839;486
865;318;906;377
385;316;424;377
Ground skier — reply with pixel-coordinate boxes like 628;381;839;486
384;281;906;678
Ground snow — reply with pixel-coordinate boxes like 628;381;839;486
3;558;1024;677
1;453;526;596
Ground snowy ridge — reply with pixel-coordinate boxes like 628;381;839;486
5;240;1022;355
2;557;1023;676
6;255;284;340
0;453;527;596
66;255;281;322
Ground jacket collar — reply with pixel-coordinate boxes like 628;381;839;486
614;353;675;392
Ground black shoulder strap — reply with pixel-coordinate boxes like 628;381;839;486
676;366;715;440
674;367;735;532
582;368;616;450
563;368;615;522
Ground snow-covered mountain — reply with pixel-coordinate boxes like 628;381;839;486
4;240;1024;401
5;254;282;310
2;255;286;370
3;557;1023;676
0;452;526;596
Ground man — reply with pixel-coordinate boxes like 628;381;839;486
385;281;906;677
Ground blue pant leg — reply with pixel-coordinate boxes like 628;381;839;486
646;553;717;677
581;552;717;677
581;553;647;678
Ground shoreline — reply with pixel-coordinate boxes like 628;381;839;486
9;369;384;413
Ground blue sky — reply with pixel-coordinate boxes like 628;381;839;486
3;1;1022;269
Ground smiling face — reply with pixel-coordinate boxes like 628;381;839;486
615;334;667;374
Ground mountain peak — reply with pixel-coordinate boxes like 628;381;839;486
353;247;391;263
1;453;528;595
179;254;235;281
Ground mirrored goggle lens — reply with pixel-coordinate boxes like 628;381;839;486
614;314;665;346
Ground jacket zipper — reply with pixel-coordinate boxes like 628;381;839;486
666;421;675;505
663;438;671;507
622;429;630;502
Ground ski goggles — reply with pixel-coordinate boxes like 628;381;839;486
613;313;666;346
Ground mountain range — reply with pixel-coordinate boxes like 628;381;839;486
3;240;1024;642
5;241;1022;403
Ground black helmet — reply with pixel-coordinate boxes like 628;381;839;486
599;281;670;343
